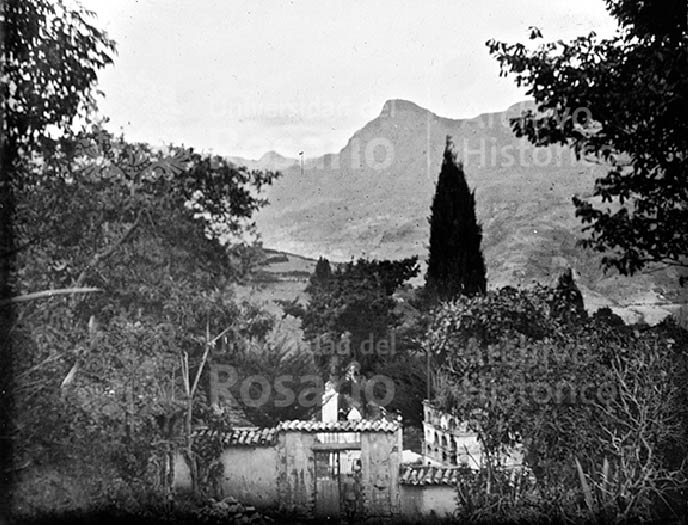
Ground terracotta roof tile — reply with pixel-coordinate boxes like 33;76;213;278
276;419;400;433
399;466;475;486
192;427;277;447
399;465;531;486
192;418;399;448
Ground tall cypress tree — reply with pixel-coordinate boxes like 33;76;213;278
426;136;487;300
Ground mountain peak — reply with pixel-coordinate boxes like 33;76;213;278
260;149;284;161
379;99;432;118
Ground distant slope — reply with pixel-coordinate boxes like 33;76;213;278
253;99;686;324
232;248;317;312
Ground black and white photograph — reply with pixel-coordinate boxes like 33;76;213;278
2;1;688;523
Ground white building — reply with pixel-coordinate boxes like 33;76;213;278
421;401;523;470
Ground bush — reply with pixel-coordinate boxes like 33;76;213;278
427;283;688;523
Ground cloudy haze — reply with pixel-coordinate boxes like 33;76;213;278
84;0;618;159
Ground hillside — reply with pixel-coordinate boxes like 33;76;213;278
252;99;687;324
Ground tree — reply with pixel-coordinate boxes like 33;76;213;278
219;324;321;426
283;257;430;422
426;136;487;301
426;285;688;522
286;257;419;369
313;256;332;282
486;0;688;277
2;1;284;514
1;0;117;296
5;125;279;513
549;267;587;324
286;257;427;421
2;1;116;513
2;1;116;152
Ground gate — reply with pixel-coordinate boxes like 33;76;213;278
314;448;362;518
314;450;340;517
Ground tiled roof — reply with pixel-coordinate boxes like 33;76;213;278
193;427;277;447
276;419;400;433
399;466;475;486
191;419;400;447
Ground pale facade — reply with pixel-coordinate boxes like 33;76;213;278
421;401;523;469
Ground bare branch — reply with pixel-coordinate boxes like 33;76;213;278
75;209;144;287
0;287;103;306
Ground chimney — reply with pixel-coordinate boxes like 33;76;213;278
322;381;338;423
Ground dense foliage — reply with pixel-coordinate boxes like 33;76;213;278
1;0;117;306
212;322;322;426
283;256;428;420
427;275;688;522
285;256;419;372
2;0;113;513
1;2;281;513
5;127;279;513
426;138;487;300
486;0;688;276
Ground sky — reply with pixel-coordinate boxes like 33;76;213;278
82;0;619;159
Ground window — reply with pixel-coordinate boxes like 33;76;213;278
314;451;339;481
340;450;361;475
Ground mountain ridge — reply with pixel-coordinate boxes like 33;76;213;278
226;99;539;170
250;99;686;324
